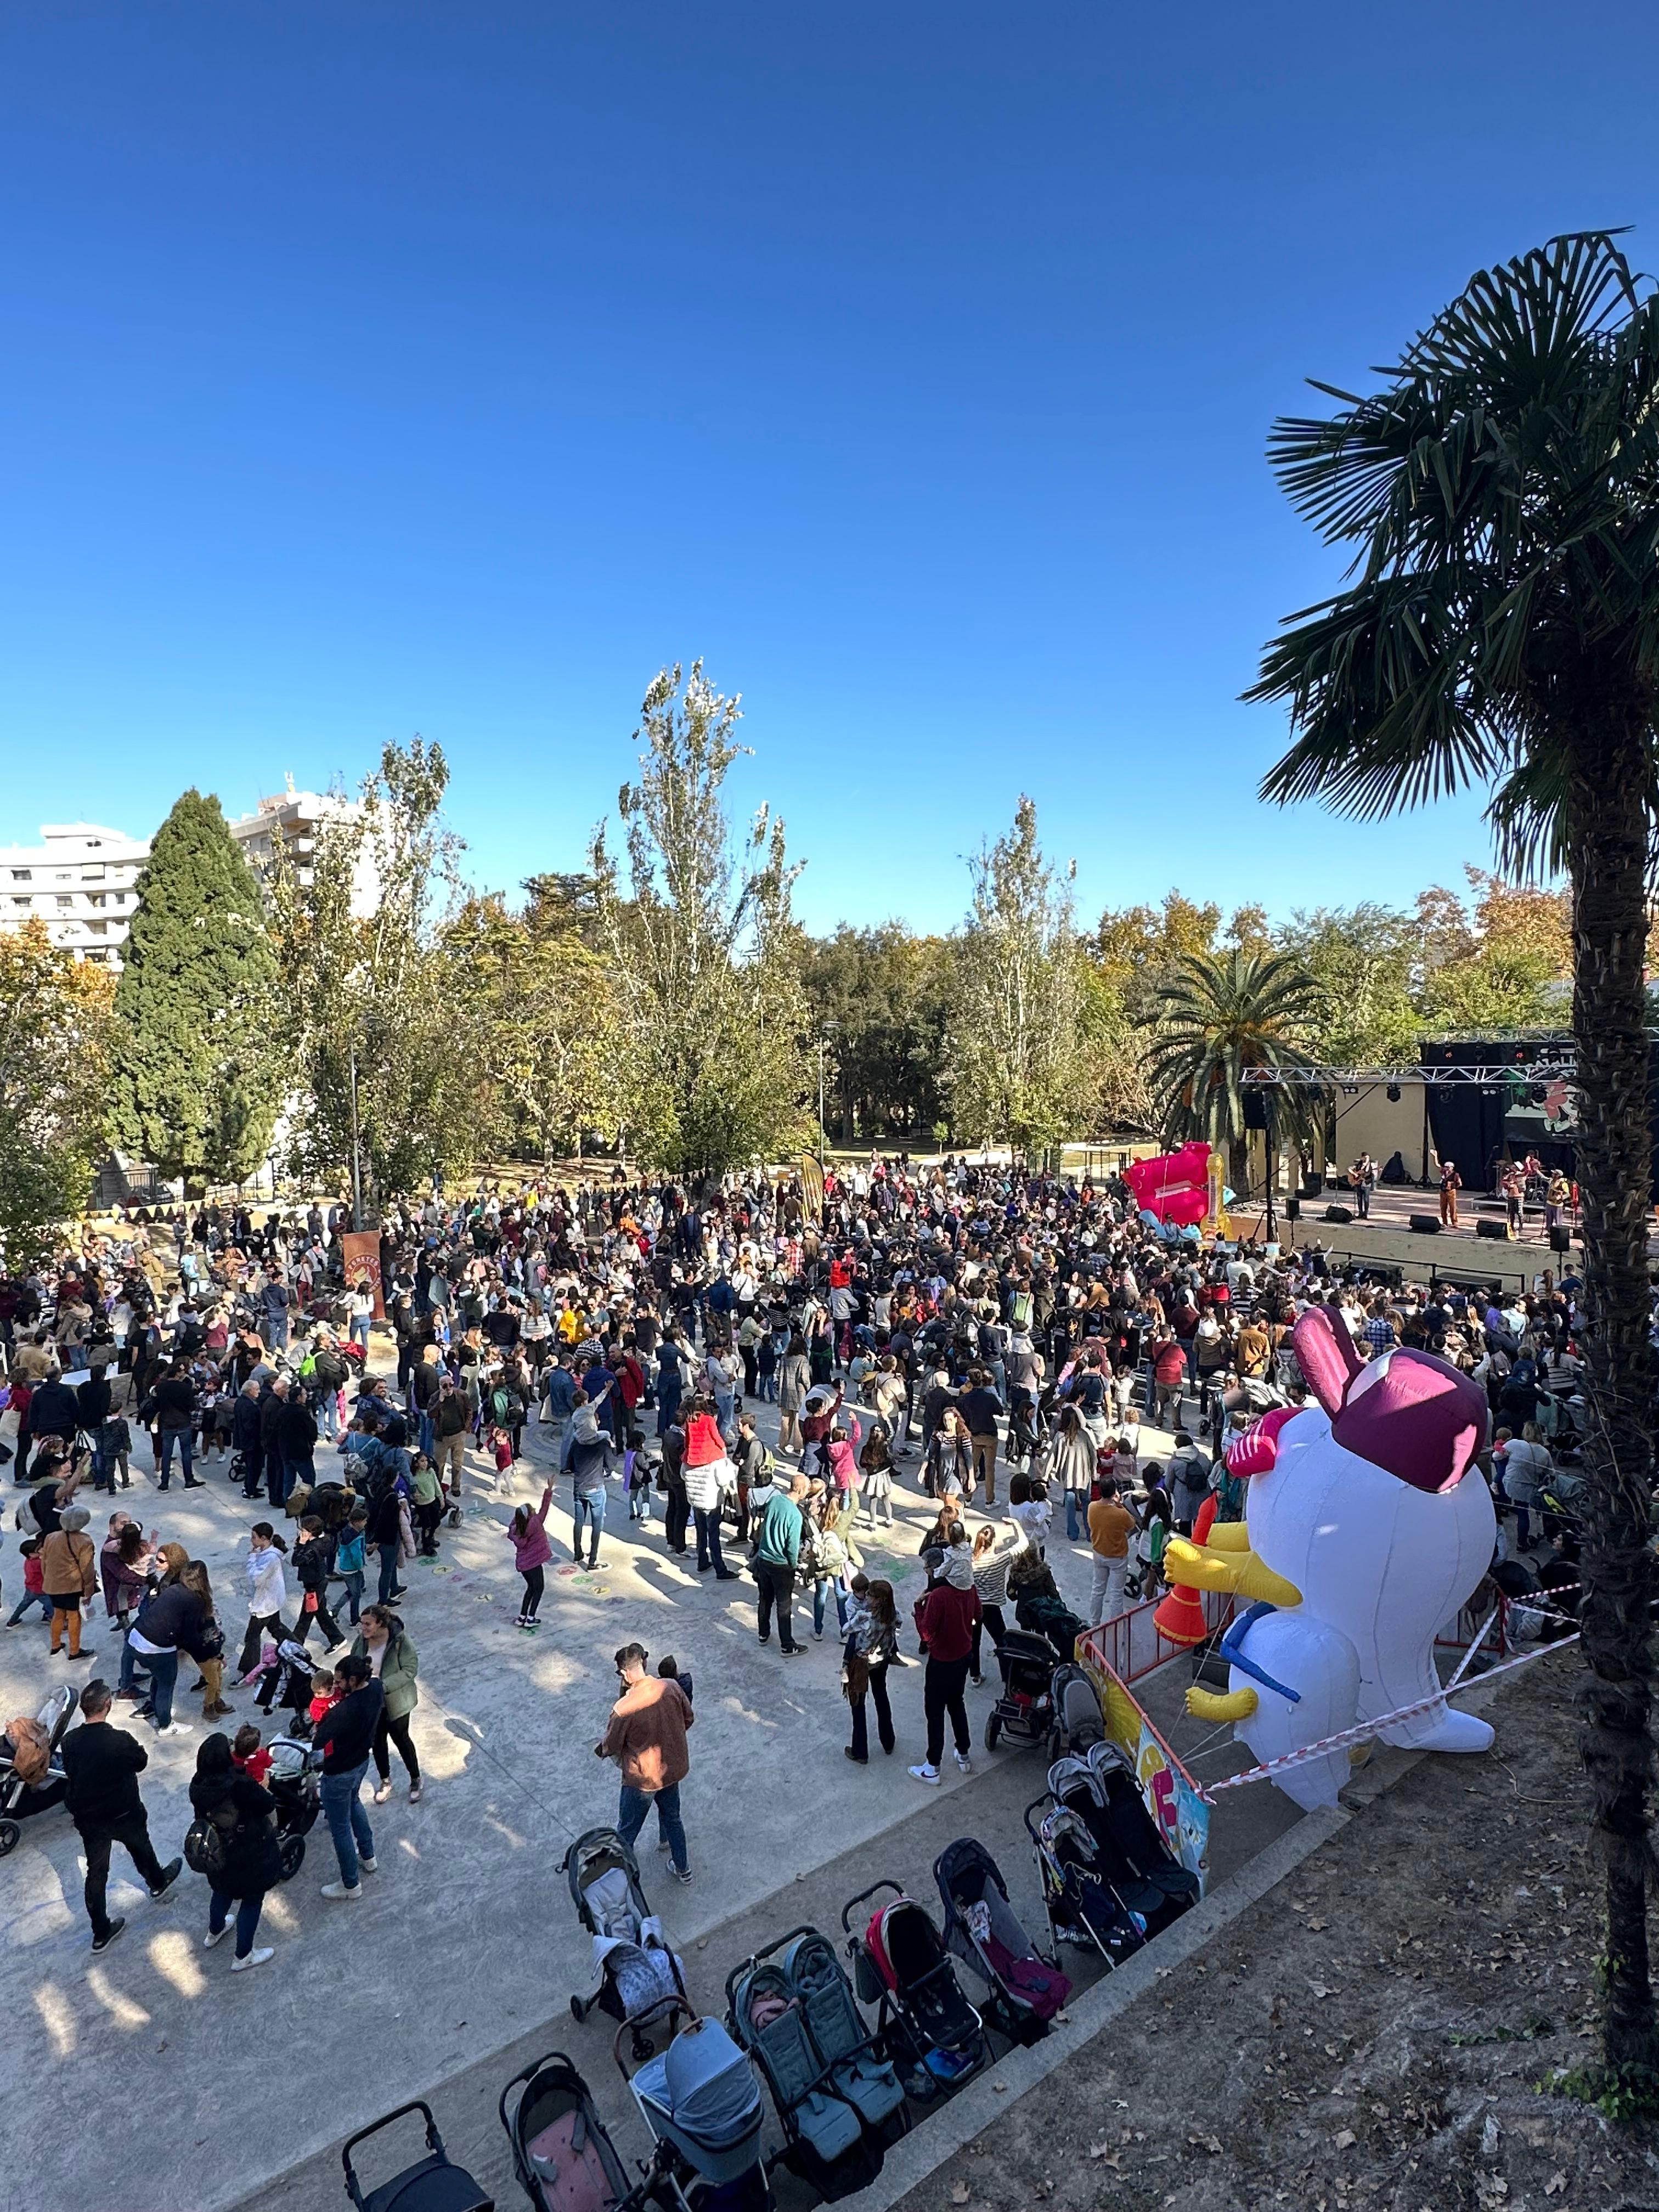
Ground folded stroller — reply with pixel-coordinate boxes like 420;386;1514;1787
620;2002;771;2212
564;1828;686;2056
1025;1795;1145;1965
500;2048;668;2212
933;1838;1070;2045
983;1630;1056;1754
1046;1663;1105;1759
0;1684;75;1857
841;1882;984;2094
1048;1743;1199;1938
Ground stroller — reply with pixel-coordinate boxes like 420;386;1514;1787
341;2098;493;2212
933;1838;1070;2045
726;1928;905;2199
266;1734;322;1880
1048;1742;1200;1939
0;1684;75;1857
564;1829;685;2057
620;2000;772;2212
1046;1663;1105;1760
982;1630;1057;1755
246;1636;316;1725
1025;1794;1146;1965
500;2048;672;2212
841;1882;984;2094
1014;1585;1087;1664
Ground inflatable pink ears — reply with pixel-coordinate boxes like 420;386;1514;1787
1287;1305;1488;1495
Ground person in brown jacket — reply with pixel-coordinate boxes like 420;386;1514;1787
595;1642;693;1884
42;1505;98;1658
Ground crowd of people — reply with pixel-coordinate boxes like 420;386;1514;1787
0;1153;1594;1959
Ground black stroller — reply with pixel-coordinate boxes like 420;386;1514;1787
564;1827;685;2057
1025;1795;1145;1966
933;1838;1070;2045
1048;1745;1199;1938
0;1684;75;1857
264;1734;323;1880
842;1881;984;2097
1046;1663;1105;1760
342;2099;493;2211
981;1631;1056;1754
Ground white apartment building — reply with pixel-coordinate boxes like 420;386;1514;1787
0;786;373;968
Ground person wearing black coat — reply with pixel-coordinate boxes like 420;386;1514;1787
232;1381;265;1498
61;1678;182;1951
259;1380;289;1510
278;1396;319;1500
188;1731;281;1970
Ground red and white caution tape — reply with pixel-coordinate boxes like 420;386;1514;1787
1200;1632;1581;1801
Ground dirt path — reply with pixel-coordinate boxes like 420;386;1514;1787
901;1647;1659;2212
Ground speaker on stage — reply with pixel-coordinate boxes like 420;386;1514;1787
1477;1218;1510;1240
1408;1214;1441;1234
1323;1204;1353;1225
1284;1198;1300;1222
1549;1224;1572;1253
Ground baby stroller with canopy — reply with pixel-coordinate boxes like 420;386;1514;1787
0;1684;75;1857
1048;1743;1199;1938
1024;1795;1145;1965
1046;1663;1105;1760
725;1927;905;2199
619;2000;771;2212
265;1734;322;1879
841;1881;984;2095
933;1838;1070;2045
981;1630;1057;1754
341;2098;494;2212
500;2048;675;2212
564;1829;685;2058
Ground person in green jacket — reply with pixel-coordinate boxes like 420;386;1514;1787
353;1606;422;1803
753;1474;808;1658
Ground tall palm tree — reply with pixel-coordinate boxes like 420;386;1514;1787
1249;232;1659;2091
1147;949;1316;1203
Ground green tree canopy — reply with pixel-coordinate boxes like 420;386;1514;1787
1147;949;1317;1198
0;924;114;1263
110;789;280;1187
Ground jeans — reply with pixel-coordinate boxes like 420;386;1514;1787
92;1433;118;1492
418;1413;436;1459
923;1655;972;1768
755;1559;797;1649
8;1590;52;1624
574;1492;606;1564
812;1578;848;1637
209;1888;266;1959
1065;1490;1087;1542
376;1542;402;1604
158;1427;194;1487
693;1506;726;1576
320;1760;374;1886
80;1810;167;1940
350;1317;371;1350
617;1781;687;1874
284;1455;316;1503
848;1661;894;1759
338;1570;364;1624
132;1645;179;1728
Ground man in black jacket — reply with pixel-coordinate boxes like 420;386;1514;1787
22;1373;78;1486
232;1379;265;1498
278;1391;318;1502
60;1678;181;1951
259;1376;290;1509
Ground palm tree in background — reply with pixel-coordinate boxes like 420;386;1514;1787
1249;232;1659;2092
1148;949;1316;1204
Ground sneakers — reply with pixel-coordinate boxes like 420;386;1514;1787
672;1865;693;1884
92;1917;127;1953
953;1751;972;1774
909;1763;941;1786
657;1837;672;1854
373;1781;393;1804
230;1946;274;1972
204;1925;230;1949
149;1858;183;1899
844;1748;868;1764
320;1881;363;1901
151;1721;190;1737
358;1856;379;1875
409;1781;423;1804
780;1644;805;1658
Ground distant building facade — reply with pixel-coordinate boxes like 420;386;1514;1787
0;783;374;968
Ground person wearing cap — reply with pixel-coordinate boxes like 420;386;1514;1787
41;1505;97;1658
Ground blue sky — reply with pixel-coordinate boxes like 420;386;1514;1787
2;3;1655;934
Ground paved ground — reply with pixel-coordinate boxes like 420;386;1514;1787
0;1373;1293;2212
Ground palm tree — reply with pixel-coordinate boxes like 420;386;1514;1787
1147;949;1317;1205
1249;232;1659;2092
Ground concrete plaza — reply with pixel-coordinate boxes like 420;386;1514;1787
0;1383;1294;2212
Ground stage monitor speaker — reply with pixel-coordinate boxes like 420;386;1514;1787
1549;1224;1572;1254
1408;1214;1441;1234
1323;1204;1353;1224
1476;1218;1511;1240
1284;1198;1300;1222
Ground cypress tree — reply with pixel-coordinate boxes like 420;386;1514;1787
111;789;281;1188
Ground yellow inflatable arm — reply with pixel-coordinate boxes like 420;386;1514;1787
1186;1684;1259;1723
1165;1536;1302;1611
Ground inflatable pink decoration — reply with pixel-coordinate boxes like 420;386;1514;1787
1125;1141;1213;1226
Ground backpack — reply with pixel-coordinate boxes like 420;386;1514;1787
183;1804;234;1880
490;1383;525;1427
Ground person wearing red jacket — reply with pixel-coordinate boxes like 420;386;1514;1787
908;1553;981;1787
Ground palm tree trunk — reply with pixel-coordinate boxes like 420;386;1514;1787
1227;1135;1250;1209
1567;714;1659;2083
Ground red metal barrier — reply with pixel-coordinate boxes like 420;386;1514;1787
1081;1587;1234;1685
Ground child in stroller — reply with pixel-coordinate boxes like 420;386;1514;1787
564;1828;686;2057
0;1684;75;1855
